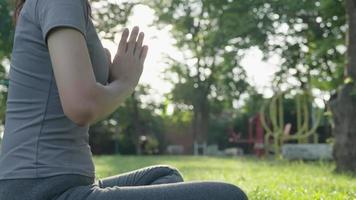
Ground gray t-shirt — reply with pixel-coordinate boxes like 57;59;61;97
0;0;109;179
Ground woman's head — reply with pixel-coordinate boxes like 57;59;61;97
13;0;92;25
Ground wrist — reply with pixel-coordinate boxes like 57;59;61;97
110;80;135;98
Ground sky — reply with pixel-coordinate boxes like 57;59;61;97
101;4;280;104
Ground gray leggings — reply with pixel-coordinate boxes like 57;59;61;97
0;165;248;200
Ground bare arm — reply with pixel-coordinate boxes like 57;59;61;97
47;26;148;126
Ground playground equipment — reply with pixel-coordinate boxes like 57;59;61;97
227;113;265;157
260;88;322;157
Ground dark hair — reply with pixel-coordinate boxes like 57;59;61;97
13;0;92;25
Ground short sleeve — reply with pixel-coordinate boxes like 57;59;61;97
36;0;88;43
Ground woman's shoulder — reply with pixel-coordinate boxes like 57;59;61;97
35;0;88;13
34;0;90;42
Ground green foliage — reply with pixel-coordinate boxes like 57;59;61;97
146;0;263;142
89;85;166;154
0;0;13;61
90;0;137;40
240;89;266;116
150;0;254;107
87;2;152;154
0;0;348;158
94;156;356;199
207;88;266;149
147;0;347;95
143;136;160;154
0;0;14;125
162;103;193;128
144;0;346;150
207;114;231;148
264;0;346;92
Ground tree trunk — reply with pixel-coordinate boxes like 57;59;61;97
195;106;209;144
131;92;143;155
192;95;210;154
329;0;356;173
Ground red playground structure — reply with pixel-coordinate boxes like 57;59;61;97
228;113;265;157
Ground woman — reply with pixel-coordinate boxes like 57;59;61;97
0;0;248;199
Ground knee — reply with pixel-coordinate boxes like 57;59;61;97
157;165;184;181
150;165;184;183
216;182;248;200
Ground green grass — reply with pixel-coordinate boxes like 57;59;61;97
93;155;356;200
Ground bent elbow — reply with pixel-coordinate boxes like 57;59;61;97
62;100;96;127
71;114;92;127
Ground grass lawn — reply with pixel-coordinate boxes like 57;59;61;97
93;155;356;200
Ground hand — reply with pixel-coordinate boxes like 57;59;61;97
109;26;148;91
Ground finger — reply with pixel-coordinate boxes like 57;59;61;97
104;48;111;63
135;32;144;55
118;28;129;55
127;26;140;53
140;45;149;63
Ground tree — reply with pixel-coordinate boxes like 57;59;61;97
89;85;165;155
89;0;137;40
0;0;14;125
329;0;356;173
147;0;354;164
147;0;262;150
256;0;355;172
266;0;346;94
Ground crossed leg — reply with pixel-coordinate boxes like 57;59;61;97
57;165;248;200
97;165;184;187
